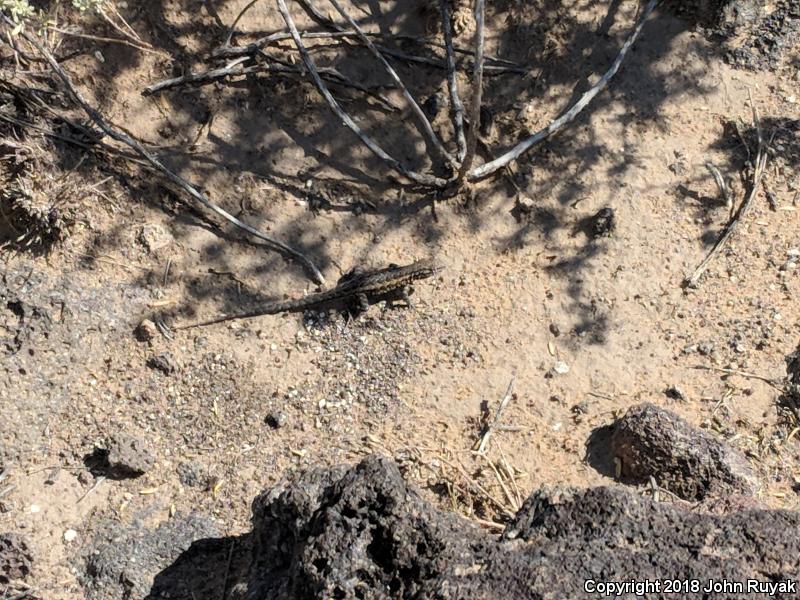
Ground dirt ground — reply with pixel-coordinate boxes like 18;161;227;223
1;0;799;597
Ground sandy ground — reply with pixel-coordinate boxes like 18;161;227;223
1;0;799;597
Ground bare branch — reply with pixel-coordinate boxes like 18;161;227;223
143;57;400;109
326;0;456;168
468;0;658;181
225;0;261;48
6;19;325;284
275;0;448;188
213;11;526;74
440;0;466;162
456;0;485;183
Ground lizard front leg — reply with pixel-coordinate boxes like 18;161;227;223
400;285;415;308
347;292;370;317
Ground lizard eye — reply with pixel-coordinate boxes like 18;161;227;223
388;263;399;269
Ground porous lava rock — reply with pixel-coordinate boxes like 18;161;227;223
608;402;759;500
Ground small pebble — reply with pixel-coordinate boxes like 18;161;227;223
134;319;158;342
665;385;687;402
265;411;288;429
64;529;77;543
553;361;570;375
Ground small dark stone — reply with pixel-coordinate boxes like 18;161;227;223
571;401;589;415
134;319;157;342
265;411;288;429
146;353;176;375
589;207;616;238
549;323;560;337
421;91;446;120
101;433;155;478
0;533;33;583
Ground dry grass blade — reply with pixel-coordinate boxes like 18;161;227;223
444;456;516;519
274;0;447;188
475;377;515;454
480;454;519;512
692;365;784;389
6;18;325;284
469;0;658;181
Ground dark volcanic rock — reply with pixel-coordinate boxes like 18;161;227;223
722;0;800;70
101;433;155;478
81;513;218;600
146;353;176;375
589;207;616;238
149;455;796;600
0;533;33;583
608;402;759;500
662;0;800;71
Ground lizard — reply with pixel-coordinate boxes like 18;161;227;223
174;259;441;330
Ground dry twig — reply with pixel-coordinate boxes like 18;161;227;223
275;0;447;188
6;19;325;284
692;365;783;389
45;26;163;55
144;55;399;109
439;0;466;162
456;0;484;183
327;0;456;168
475;377;516;454
468;0;658;181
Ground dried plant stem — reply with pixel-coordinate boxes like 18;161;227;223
214;28;525;75
440;0;466;162
275;0;447;188
9;21;325;284
225;0;261;47
327;0;456;168
456;0;484;183
103;4;144;42
476;377;515;454
45;26;167;57
468;0;658;181
143;58;398;109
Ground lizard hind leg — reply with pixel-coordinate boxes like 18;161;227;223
384;285;415;310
